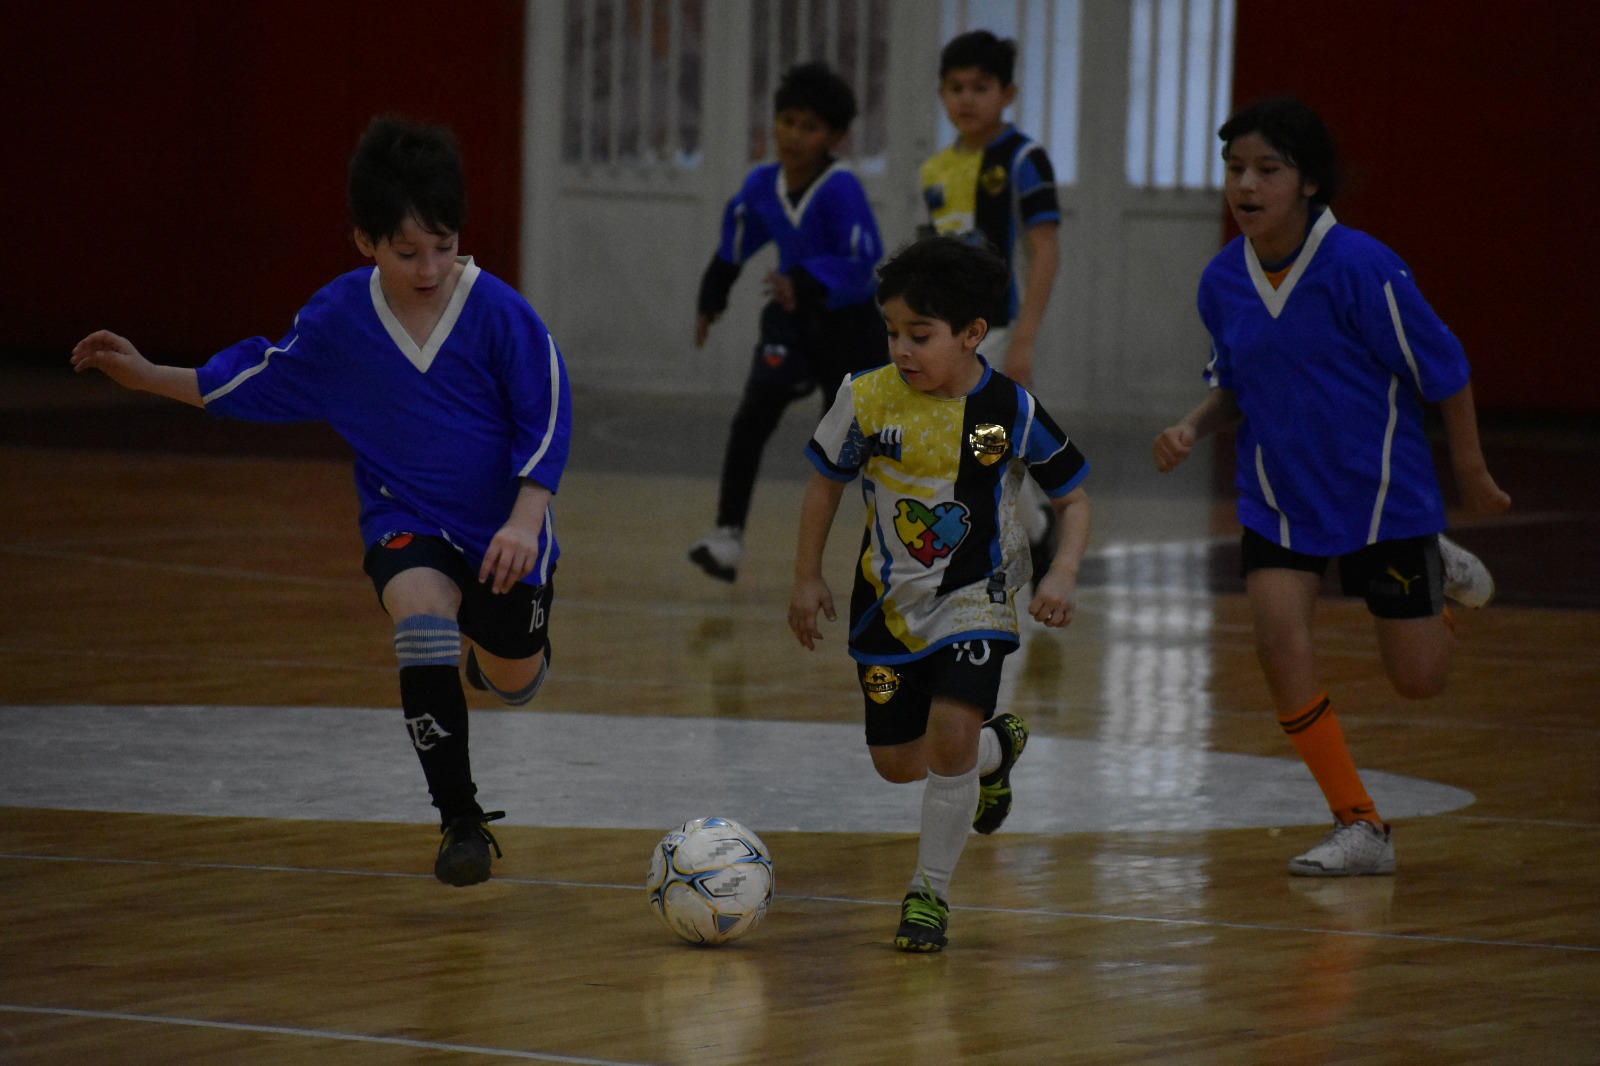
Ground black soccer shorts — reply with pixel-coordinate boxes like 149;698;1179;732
363;531;554;659
1240;528;1444;619
857;639;1016;747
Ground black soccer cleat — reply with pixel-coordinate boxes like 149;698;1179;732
894;889;950;952
973;713;1029;834
434;810;506;886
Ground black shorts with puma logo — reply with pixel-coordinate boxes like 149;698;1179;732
1241;528;1444;619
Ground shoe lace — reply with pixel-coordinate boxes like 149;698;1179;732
1322;819;1382;852
901;892;946;930
448;810;506;858
975;781;1011;815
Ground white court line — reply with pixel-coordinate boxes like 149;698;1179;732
5;851;1597;955
0;1003;655;1065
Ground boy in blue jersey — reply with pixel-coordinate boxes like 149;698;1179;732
921;29;1062;581
70;116;573;888
688;61;886;583
789;237;1092;951
1153;98;1510;877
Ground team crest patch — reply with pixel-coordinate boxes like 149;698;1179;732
968;423;1009;465
862;665;900;704
894;498;970;567
980;164;1008;197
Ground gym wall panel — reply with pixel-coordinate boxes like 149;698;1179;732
1231;0;1600;415
6;0;524;365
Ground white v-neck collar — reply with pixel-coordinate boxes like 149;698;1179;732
778;161;842;228
369;256;480;371
1245;209;1336;319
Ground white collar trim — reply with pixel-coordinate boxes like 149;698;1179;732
370;256;480;371
1245;209;1337;318
778;161;844;227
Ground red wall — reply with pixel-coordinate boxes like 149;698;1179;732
1232;0;1600;415
6;1;524;366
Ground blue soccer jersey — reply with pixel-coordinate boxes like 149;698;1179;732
806;360;1088;664
196;258;572;583
712;160;882;310
1199;210;1470;556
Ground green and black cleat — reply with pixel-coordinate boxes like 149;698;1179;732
974;713;1029;834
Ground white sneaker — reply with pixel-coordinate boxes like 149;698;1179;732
1439;534;1494;608
1288;820;1395;877
688;525;742;583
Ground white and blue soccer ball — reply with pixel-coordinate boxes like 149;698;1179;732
646;816;773;945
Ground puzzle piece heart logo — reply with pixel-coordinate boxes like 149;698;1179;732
894;498;970;567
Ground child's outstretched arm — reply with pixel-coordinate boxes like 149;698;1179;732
1437;382;1512;516
1027;485;1090;627
480;479;553;595
70;330;203;407
1153;387;1241;472
788;473;846;650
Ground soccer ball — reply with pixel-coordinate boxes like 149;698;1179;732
646;816;773;945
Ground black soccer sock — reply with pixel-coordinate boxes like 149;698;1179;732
394;615;479;823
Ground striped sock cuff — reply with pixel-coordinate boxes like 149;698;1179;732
394;614;462;669
1278;691;1331;735
486;654;550;707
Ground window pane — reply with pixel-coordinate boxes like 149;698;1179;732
1125;0;1234;189
563;0;704;169
747;0;889;171
937;0;1081;186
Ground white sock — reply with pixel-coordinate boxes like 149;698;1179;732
908;767;979;900
977;725;1001;777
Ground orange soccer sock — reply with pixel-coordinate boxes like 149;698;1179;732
1277;692;1383;826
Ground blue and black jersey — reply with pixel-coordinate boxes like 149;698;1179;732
806;359;1088;664
920;125;1060;327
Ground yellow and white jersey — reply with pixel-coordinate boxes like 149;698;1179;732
806;360;1088;665
919;124;1060;327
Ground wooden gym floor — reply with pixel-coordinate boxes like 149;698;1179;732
1;363;1596;1064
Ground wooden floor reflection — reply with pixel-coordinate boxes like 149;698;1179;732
2;378;1598;1063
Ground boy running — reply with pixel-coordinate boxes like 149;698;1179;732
688;62;886;583
70;116;572;888
1154;97;1510;876
921;29;1062;578
789;237;1091;951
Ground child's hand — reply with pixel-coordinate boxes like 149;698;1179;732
1152;424;1196;472
694;314;715;347
479;525;541;595
788;576;835;650
70;330;151;390
1456;466;1512;517
1027;570;1078;628
764;271;797;313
